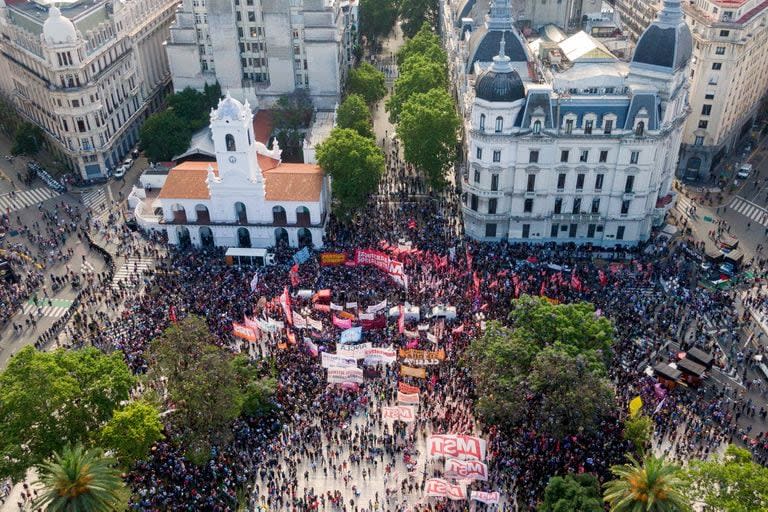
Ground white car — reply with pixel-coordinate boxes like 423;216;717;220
737;164;753;180
114;165;127;178
123;157;134;168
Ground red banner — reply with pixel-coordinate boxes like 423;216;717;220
332;315;352;329
232;322;257;342
399;382;420;394
360;315;386;330
397;390;419;404
425;479;466;500
427;434;487;460
355;249;408;288
320;252;347;266
444;458;488;481
382;405;416;422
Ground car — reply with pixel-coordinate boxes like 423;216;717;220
737;163;753;180
123;157;134;168
114;166;127;178
718;262;736;276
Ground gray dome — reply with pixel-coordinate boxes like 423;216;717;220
466;28;528;74
42;7;77;45
632;0;692;71
476;68;525;102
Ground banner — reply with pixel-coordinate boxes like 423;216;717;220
327;366;364;384
470;491;500;505
307;317;323;331
320;252;347;266
339;326;363;344
366;299;388;314
232;322;257;342
399;366;426;379
398;349;446;366
293;247;311;265
249;273;259;292
444;458;488;481
397;390;420;404
399;382;420;394
330;302;344;311
321;352;357;368
355;249;408;288
425;479;466;500
304;338;318;357
345;302;358;309
312;289;331;302
292;312;307;329
280;287;293;326
332;315;353;329
337;342;373;360
359;312;374;321
361;315;386;330
363;346;397;365
244;316;261;334
427;434;487;460
313;303;331;313
337;310;356;320
382;405;416;423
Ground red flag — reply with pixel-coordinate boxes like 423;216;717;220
286;329;296;345
169;305;178;323
598;270;608;287
571;273;582;292
280;287;293;325
540;280;546;296
451;324;464;334
398;305;405;334
289;265;300;287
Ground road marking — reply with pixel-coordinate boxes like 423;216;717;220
111;257;153;290
22;298;73;318
728;196;768;226
0;188;58;214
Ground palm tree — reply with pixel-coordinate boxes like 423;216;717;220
33;444;128;512
603;454;691;512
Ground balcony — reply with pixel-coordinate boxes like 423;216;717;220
551;213;602;223
462;178;505;198
160;211;327;228
461;205;508;221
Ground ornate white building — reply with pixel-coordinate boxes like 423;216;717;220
444;0;691;245
132;94;329;249
165;0;357;111
0;0;177;179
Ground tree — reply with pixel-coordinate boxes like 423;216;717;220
386;55;447;122
0;94;21;136
337;94;373;138
623;414;653;455
273;89;314;131
685;445;768;512
0;347;135;481
99;400;164;466
139;111;191;162
604;455;691;512
346;62;387;105
397;88;459;189
399;0;438;39
12;122;44;156
33;444;128;512
232;355;277;418
316;128;384;219
203;81;222;110
359;0;398;43
540;473;603;512
167;87;210;131
396;23;446;66
148;316;244;463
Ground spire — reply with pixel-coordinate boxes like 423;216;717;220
490;34;513;73
656;0;684;28
499;34;506;59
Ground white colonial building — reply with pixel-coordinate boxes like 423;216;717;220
0;0;177;179
164;0;357;111
444;0;690;246
131;94;329;248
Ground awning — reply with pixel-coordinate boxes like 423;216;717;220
685;348;713;368
677;358;706;377
654;363;682;381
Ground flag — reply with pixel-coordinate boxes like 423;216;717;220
169;305;178;323
292;246;311;264
629;396;643;418
398;305;405;334
289;264;300;287
652;397;667;415
312;289;331;302
249;273;259;292
280;287;293;325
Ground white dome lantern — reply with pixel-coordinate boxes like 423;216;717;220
42;7;78;45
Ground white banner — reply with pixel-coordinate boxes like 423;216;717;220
327;367;364;384
427;332;438;344
321;352;357;368
330;302;344;311
337;342;373;360
425;478;466;500
307;317;323;331
358;312;374;321
470;491;500;505
366;299;388;314
363;346;396;365
397;390;420;404
292;311;307;329
444;458;488;481
427;434;487;461
345;302;358;309
382;405;416;423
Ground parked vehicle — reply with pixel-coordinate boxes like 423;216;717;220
737;163;753;179
123;157;134;169
114;165;127;178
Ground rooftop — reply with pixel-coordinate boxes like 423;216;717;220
5;0;110;36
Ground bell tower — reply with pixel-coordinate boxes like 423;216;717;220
209;92;264;190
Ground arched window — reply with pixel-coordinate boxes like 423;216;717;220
235;202;247;224
272;205;287;226
495;116;503;133
479;114;486;131
225;134;236;151
296;206;311;227
635;121;645;136
532;120;541;134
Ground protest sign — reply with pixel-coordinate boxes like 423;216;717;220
321;352;357;368
397;390;419;404
319;252;347;266
337;342;373;360
427;434;487;460
399;366;426;379
327;367;364;384
470;491;500;504
444;458;488;481
232;323;257;342
382;405;416;423
425;479;466;500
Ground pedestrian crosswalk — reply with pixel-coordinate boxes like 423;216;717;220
675;195;697;217
22;298;73;318
81;188;109;215
0;187;58;214
728;196;768;226
111;257;152;290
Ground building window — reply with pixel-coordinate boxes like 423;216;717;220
579;150;589;162
226;134;236;151
616;226;625;240
625;175;635;193
569;224;577;238
557;173;566;189
599;150;608;163
476;147;482;159
527;174;536;192
715;46;726;55
488;198;497;214
712;62;722;70
695;136;705;145
595;174;604;190
698;120;708;129
479;114;485;131
584;119;593;134
470;194;478;211
591;198;600;214
522;224;530;238
576;173;585;190
630;151;639;164
719;30;730;37
705;93;715;100
485;223;497;237
572;198;581;214
635;122;645;136
491;174;499;191
529;150;539;163
474;169;480;183
702;104;712;115
587;224;596;238
565;119;574;134
621;200;630;214
495;116;503;133
560;150;569;163
493;150;501;162
554;197;563;214
533;120;541;134
551;224;559;237
604;119;613;134
524;198;534;212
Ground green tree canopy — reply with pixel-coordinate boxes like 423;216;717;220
273;89;314;131
12;122;44;156
167;87;210;131
396;23;446;66
139;111;191;162
623;414;653;456
316;127;384;219
540;473;604;512
0;347;135;480
399;1;438;39
397;87;459;189
148;316;244;463
359;0;398;43
346;62;387;105
33;444;128;512
99;400;164;466
604;455;691;512
386;54;447;123
232;355;277;418
337;94;374;138
685;445;768;512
